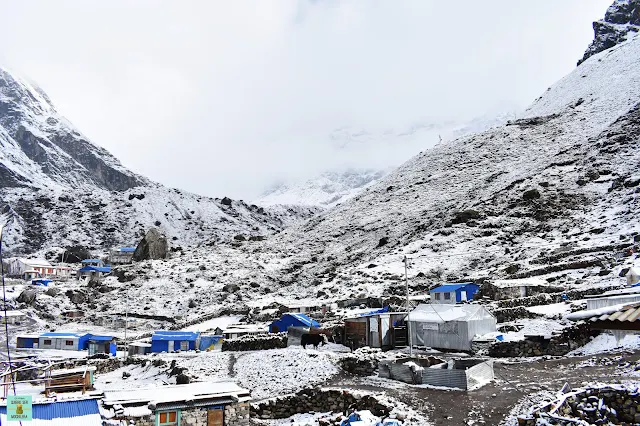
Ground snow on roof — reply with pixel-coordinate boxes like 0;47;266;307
430;283;476;293
102;381;250;406
21;258;52;267
0;310;25;317
490;277;551;288
50;366;97;377
585;286;640;298
566;302;640;322
283;313;320;327
222;324;268;333
81;259;102;263
87;335;114;341
408;304;493;323
40;332;87;339
151;330;199;341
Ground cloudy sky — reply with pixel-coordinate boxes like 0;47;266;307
0;1;610;199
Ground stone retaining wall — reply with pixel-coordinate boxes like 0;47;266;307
489;324;598;357
492;306;540;323
251;388;392;420
518;385;640;425
221;333;287;352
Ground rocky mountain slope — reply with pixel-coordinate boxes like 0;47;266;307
68;11;640;325
0;67;318;256
256;115;511;207
578;0;639;65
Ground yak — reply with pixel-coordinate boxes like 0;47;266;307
300;333;327;349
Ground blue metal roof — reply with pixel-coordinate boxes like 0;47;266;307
357;306;390;317
79;266;111;273
285;313;320;328
0;399;100;420
87;334;114;341
81;259;101;263
152;330;200;341
430;283;477;293
119;247;136;252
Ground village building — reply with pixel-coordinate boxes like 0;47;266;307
344;307;408;349
150;330;200;353
101;381;251;426
430;283;480;304
279;302;323;314
7;258;54;280
38;332;90;351
220;324;268;339
110;247;136;264
87;335;117;356
269;313;319;333
568;301;640;335
16;334;40;349
78;258;111;281
0;398;102;425
482;278;563;300
128;342;152;356
584;287;640;310
407;304;497;351
0;310;26;325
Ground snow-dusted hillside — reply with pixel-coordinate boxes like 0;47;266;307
0;66;318;255
248;31;640;303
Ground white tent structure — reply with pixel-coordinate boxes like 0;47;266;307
407;304;497;351
626;267;640;286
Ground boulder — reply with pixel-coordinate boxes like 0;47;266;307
133;228;168;261
16;289;37;305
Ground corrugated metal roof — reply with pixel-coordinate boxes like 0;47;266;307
119;248;136;252
155;397;235;410
40;332;86;338
0;399;101;425
86;334;114;341
285;313;320;327
81;259;101;263
430;283;476;293
593;304;640;322
78;266;111;273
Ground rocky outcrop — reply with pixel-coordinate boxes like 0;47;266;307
578;0;640;65
133;228;168;261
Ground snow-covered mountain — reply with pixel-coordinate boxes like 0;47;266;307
0;66;319;256
256;114;512;207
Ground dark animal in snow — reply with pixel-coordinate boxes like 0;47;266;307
301;333;327;349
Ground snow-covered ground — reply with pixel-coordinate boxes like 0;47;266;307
568;332;640;356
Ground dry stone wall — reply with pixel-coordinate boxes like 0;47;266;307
251;388;392;420
221;333;287;351
489;324;598;357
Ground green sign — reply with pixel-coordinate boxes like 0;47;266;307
7;395;32;421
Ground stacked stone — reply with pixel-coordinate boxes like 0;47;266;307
224;402;250;425
489;324;597;357
221;333;288;352
519;386;640;425
251;388;391;420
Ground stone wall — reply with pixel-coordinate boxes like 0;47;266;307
251;388;392;420
519;385;640;425
489;324;598;357
225;402;250;425
221;333;287;352
338;348;385;376
492;306;540;323
115;403;249;426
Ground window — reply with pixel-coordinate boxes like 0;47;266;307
65;340;74;346
157;410;179;426
444;293;451;300
434;293;441;301
43;339;52;345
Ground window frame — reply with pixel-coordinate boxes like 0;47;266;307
443;292;451;300
434;293;441;301
65;340;74;346
43;339;52;345
156;410;180;426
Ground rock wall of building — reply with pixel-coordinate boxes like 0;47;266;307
251;388;392;420
224;402;250;425
221;334;287;352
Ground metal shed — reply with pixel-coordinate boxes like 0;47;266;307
269;313;320;333
407;304;496;351
39;332;90;351
430;283;480;304
344;308;407;349
87;335;117;356
151;330;200;352
0;398;102;425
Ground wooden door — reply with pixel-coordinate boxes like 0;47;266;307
207;409;223;426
